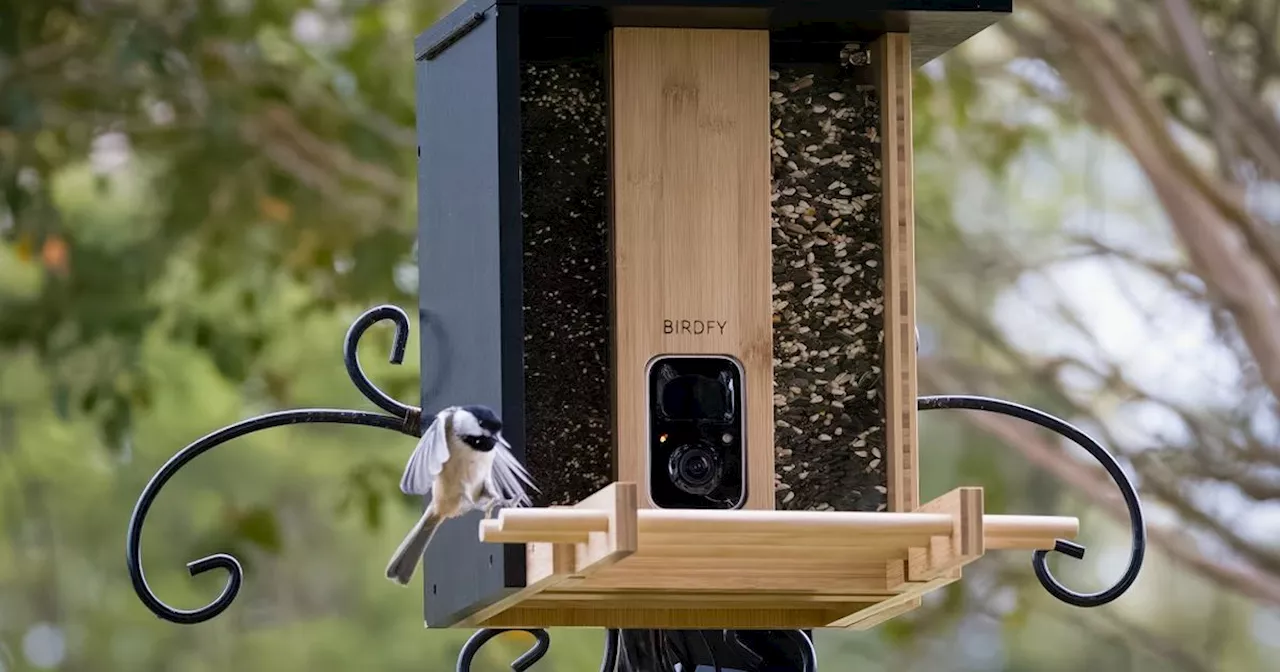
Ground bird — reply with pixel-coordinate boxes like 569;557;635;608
385;404;537;586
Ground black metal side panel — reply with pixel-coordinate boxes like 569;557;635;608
416;0;526;627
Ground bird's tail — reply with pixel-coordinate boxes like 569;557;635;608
385;508;443;586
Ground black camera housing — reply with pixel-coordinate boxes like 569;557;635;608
647;355;747;509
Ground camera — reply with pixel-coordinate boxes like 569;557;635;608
646;355;746;509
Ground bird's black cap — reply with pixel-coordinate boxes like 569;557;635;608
462;404;503;432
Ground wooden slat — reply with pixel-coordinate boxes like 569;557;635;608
610;26;775;511
478;606;858;629
873;31;919;514
450;542;578;627
571;570;894;594
630;545;911;562
637;508;951;535
841;569;956;629
459;484;638;627
834;595;924;631
601;557;895;575
535;590;894;604
521;483;638;583
572;482;639;577
907;487;984;581
637;532;943;548
887;558;960;592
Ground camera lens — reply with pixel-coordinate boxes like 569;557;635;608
667;443;723;496
683;453;712;482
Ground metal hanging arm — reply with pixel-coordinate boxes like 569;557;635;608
343;305;421;426
917;394;1148;608
453;628;824;672
454;628;618;672
456;629;553;672
124;305;424;625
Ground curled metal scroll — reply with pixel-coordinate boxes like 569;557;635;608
125;305;424;625
456;629;552;672
918;394;1147;608
456;628;619;672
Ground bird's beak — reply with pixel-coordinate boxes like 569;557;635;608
495;432;511;449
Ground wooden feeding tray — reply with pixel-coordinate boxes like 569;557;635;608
449;483;1078;629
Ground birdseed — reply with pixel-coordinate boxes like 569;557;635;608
520;59;613;507
771;43;888;512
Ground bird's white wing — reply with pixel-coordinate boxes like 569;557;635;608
487;444;539;508
399;409;453;495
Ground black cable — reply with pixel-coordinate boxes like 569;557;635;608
601;629;620;672
694;631;723;672
668;632;696;671
917;394;1147;607
780;631;817;672
724;630;765;670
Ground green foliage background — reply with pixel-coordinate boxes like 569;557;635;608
1;1;1275;670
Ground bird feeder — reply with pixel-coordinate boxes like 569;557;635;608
412;0;1144;632
125;0;1146;652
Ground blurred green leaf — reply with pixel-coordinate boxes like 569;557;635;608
0;1;1272;670
879;616;917;645
362;488;383;530
230;505;282;555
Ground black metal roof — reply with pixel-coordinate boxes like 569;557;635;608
416;0;1013;66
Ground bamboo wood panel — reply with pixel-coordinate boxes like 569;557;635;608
906;487;984;581
609;27;775;510
477;606;859;629
831;593;926;630
873;32;920;514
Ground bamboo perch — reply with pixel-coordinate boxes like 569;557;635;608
498;508;611;533
480;508;1079;552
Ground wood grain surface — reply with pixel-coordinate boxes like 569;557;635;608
874;32;920;514
462;483;1077;629
609;27;775;510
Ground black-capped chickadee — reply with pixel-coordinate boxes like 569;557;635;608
385;404;537;586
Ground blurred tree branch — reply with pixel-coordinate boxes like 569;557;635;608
1014;0;1280;403
919;0;1280;624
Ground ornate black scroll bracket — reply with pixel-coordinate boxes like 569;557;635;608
455;628;618;672
918;394;1148;608
456;628;557;672
125;304;424;625
456;628;818;672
